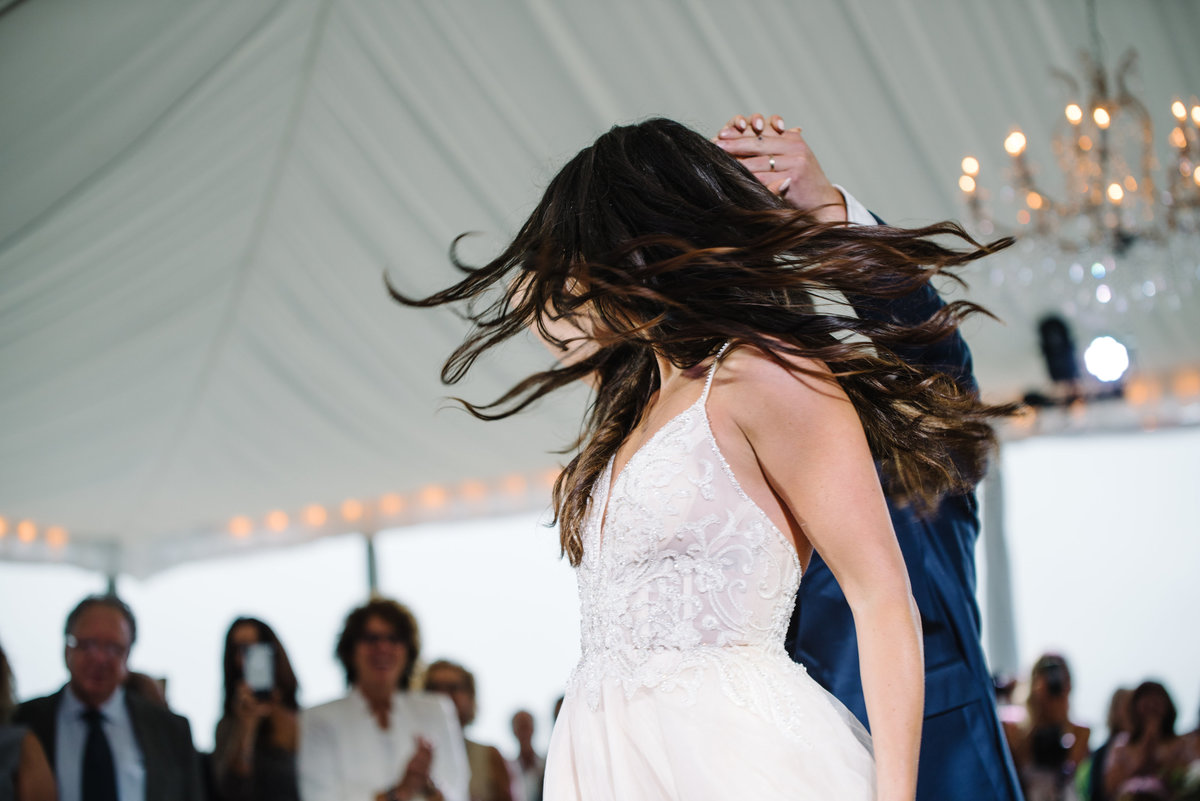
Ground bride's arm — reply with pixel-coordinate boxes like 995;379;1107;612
731;350;923;801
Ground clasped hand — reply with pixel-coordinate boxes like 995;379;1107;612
714;113;847;223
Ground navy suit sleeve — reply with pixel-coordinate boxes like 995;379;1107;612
843;211;976;392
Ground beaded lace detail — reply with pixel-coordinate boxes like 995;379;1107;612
566;345;813;742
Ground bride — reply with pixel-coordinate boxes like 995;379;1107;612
392;117;1012;801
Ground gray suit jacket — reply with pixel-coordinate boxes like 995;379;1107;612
13;686;204;801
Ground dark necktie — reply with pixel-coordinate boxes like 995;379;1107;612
82;707;119;801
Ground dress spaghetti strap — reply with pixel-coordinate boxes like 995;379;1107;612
700;341;733;405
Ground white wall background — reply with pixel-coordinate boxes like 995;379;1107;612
2;430;1198;757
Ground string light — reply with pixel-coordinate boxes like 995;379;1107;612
46;527;67;549
418;485;449;508
1065;104;1084;125
266;510;288;532
458;481;488;503
0;516;7;538
379;494;405;516
17;521;36;543
501;474;528;495
961;156;980;176
303;505;328;526
341;499;364;522
1172;369;1200;399
230;516;253;538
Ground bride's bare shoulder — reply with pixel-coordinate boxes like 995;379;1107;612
714;342;843;403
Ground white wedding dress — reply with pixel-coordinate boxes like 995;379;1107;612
543;348;876;800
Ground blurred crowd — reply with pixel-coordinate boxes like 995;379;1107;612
2;594;1195;801
999;653;1200;801
0;594;549;801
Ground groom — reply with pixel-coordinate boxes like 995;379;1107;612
716;114;1023;801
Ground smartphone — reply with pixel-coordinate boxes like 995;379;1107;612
244;643;275;699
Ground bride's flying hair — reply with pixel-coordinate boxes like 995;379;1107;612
390;117;1018;565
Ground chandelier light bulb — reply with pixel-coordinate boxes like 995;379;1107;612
1107;183;1124;203
1171;127;1188;149
1193;165;1200;187
1004;131;1027;156
1093;107;1111;128
1192;105;1200;125
959;175;977;193
1123;175;1138;192
961;156;980;176
1172;100;1187;121
1026;191;1044;210
1065;104;1084;124
1079;135;1093;152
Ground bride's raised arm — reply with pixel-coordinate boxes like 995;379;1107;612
730;348;924;801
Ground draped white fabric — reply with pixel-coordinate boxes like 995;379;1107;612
1;0;1198;575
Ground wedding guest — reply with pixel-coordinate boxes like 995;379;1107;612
1104;681;1188;800
0;639;56;801
213;617;300;801
299;598;468;801
1178;703;1200;801
424;660;513;801
1004;653;1091;801
507;710;543;801
1085;687;1132;801
13;594;204;801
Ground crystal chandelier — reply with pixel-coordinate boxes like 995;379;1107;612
957;0;1200;326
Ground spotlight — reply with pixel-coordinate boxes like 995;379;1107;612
1083;336;1130;382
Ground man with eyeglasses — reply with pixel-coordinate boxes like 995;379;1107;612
13;594;204;801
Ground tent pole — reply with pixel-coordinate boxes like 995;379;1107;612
364;531;379;597
982;445;1019;678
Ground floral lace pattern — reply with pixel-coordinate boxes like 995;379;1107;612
565;350;816;743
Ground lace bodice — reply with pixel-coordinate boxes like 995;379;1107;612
568;345;806;723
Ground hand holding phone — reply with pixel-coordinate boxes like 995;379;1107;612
243;643;275;699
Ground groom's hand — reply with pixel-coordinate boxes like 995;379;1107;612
715;113;847;223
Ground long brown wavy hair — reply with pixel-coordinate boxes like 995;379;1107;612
391;118;1016;566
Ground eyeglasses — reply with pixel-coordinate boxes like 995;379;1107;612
359;633;404;647
66;635;128;659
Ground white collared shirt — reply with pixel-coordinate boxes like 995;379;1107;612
56;685;146;801
834;185;876;227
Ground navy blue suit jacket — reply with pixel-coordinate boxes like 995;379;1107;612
786;278;1023;801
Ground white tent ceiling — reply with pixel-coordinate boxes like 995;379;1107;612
2;0;1198;575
